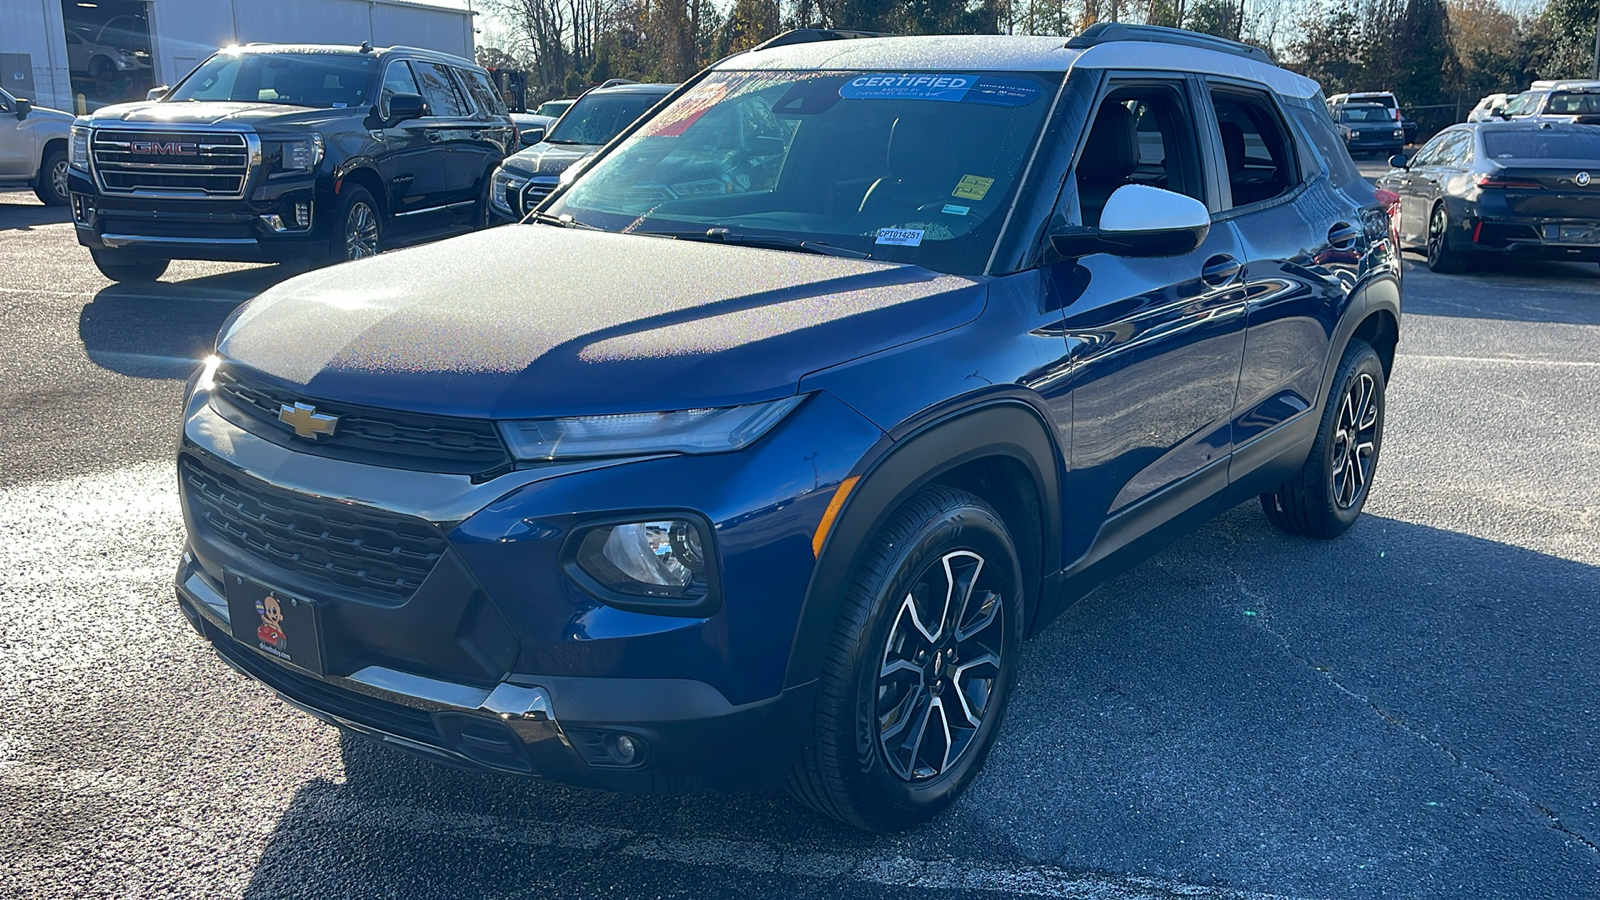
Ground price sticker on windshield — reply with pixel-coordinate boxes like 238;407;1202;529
875;228;925;247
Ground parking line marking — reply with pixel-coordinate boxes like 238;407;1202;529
1402;354;1600;367
0;762;1315;900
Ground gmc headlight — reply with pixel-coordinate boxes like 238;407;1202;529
272;134;323;173
498;397;803;461
69;125;89;171
491;167;523;215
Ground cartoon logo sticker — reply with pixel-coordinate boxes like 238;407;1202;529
952;175;994;201
256;595;289;656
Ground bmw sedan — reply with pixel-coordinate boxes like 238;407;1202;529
1380;121;1600;271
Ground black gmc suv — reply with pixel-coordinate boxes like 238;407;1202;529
67;43;515;281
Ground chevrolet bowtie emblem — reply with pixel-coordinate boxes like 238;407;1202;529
278;402;339;439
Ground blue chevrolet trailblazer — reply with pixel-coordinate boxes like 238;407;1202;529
175;26;1402;831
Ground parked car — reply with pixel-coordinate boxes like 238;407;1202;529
64;27;150;79
67;43;516;281
1328;91;1401;122
1335;103;1405;156
175;24;1401;832
490;81;674;222
1399;112;1418;144
1378;121;1600;272
0;86;72;205
1531;81;1600;124
510;112;556;148
1468;92;1510;122
534;98;575;118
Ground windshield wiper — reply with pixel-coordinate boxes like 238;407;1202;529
637;229;872;260
540;138;588;145
528;210;600;230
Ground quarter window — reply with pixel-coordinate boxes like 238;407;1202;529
412;60;470;118
1210;87;1299;209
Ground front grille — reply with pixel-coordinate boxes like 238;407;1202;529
181;454;448;603
518;177;558;216
211;365;512;477
92;128;255;198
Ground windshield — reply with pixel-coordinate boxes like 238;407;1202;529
546;70;1061;276
1545;92;1600;115
1339;107;1391;123
536;100;573;117
167;52;376;108
1484;130;1600;160
546;92;667;145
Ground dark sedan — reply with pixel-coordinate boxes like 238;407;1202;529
1336;104;1405;157
1378;121;1600;272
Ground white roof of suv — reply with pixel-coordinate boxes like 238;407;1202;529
720;32;1320;100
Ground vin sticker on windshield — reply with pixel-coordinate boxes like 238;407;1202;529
876;228;925;247
942;204;970;216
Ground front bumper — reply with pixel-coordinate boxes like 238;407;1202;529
174;380;883;788
68;167;332;262
1344;136;1404;154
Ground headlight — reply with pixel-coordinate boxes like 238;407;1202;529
70;125;89;171
498;397;803;461
491;167;522;215
272;134;323;173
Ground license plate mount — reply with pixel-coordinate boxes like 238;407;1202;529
224;571;326;676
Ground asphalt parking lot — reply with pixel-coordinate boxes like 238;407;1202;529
2;177;1597;899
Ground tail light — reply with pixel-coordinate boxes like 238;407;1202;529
1476;174;1543;190
1373;188;1402;246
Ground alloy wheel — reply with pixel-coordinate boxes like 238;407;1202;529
345;202;379;259
876;550;1005;782
50;159;69;204
1427;207;1447;265
1330;372;1380;509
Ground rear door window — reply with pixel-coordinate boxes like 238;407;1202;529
1210;87;1300;209
412;60;471;118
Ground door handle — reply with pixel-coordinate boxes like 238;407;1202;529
1200;254;1243;287
470;130;483;141
1328;222;1361;249
426;131;442;142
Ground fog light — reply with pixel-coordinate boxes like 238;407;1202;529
294;202;311;228
612;734;638;764
577;520;705;595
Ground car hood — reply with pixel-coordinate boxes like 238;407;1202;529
86;100;354;128
217;226;985;418
499;141;601;177
23;104;74;132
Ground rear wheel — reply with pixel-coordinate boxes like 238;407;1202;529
787;486;1022;832
34;148;68;206
90;249;168;282
1426;203;1470;273
1261;339;1386;538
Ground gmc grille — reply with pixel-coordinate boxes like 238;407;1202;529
92;128;256;199
517;177;558;216
180;454;448;604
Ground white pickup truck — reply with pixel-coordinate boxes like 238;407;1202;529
0;86;73;206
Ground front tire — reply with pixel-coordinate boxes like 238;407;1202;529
1426;203;1471;273
90;249;168;282
34;148;69;206
787;486;1023;832
1261;340;1386;538
330;185;381;264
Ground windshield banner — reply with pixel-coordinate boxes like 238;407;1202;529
839;74;1042;107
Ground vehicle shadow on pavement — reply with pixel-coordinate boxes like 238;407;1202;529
77;267;297;378
236;504;1600;900
1402;254;1600;326
0;196;70;231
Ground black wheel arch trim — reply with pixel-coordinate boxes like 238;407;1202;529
1313;276;1401;423
784;396;1064;691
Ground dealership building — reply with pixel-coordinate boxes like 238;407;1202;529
1;0;476;114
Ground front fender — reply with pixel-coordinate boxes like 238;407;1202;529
784;401;1064;691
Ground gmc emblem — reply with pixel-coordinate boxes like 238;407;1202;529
131;140;198;156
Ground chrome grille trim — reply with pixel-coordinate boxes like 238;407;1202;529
91;125;260;200
518;177;558;216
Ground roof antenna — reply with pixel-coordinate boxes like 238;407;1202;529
359;40;373;53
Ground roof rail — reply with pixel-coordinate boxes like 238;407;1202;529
1066;23;1273;65
597;78;639;89
752;29;889;52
